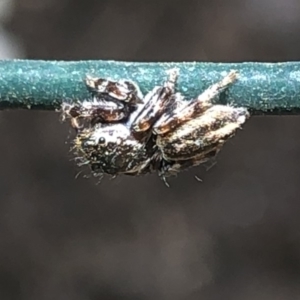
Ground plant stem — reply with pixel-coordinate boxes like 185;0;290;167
0;59;299;114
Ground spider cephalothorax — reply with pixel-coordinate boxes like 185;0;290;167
61;69;249;181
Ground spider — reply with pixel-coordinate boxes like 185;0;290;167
61;69;249;181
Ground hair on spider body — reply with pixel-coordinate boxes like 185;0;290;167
61;69;249;182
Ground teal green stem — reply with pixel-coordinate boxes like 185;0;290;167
0;59;299;114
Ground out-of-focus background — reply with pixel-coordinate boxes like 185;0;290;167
1;0;300;299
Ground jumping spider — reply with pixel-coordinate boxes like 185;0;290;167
61;69;249;181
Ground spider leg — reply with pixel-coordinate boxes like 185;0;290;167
81;97;131;123
62;96;133;128
153;70;238;135
79;75;145;124
131;68;179;132
86;76;143;104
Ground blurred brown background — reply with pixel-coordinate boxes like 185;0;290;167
0;0;300;299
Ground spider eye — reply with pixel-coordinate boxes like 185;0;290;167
98;137;106;144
